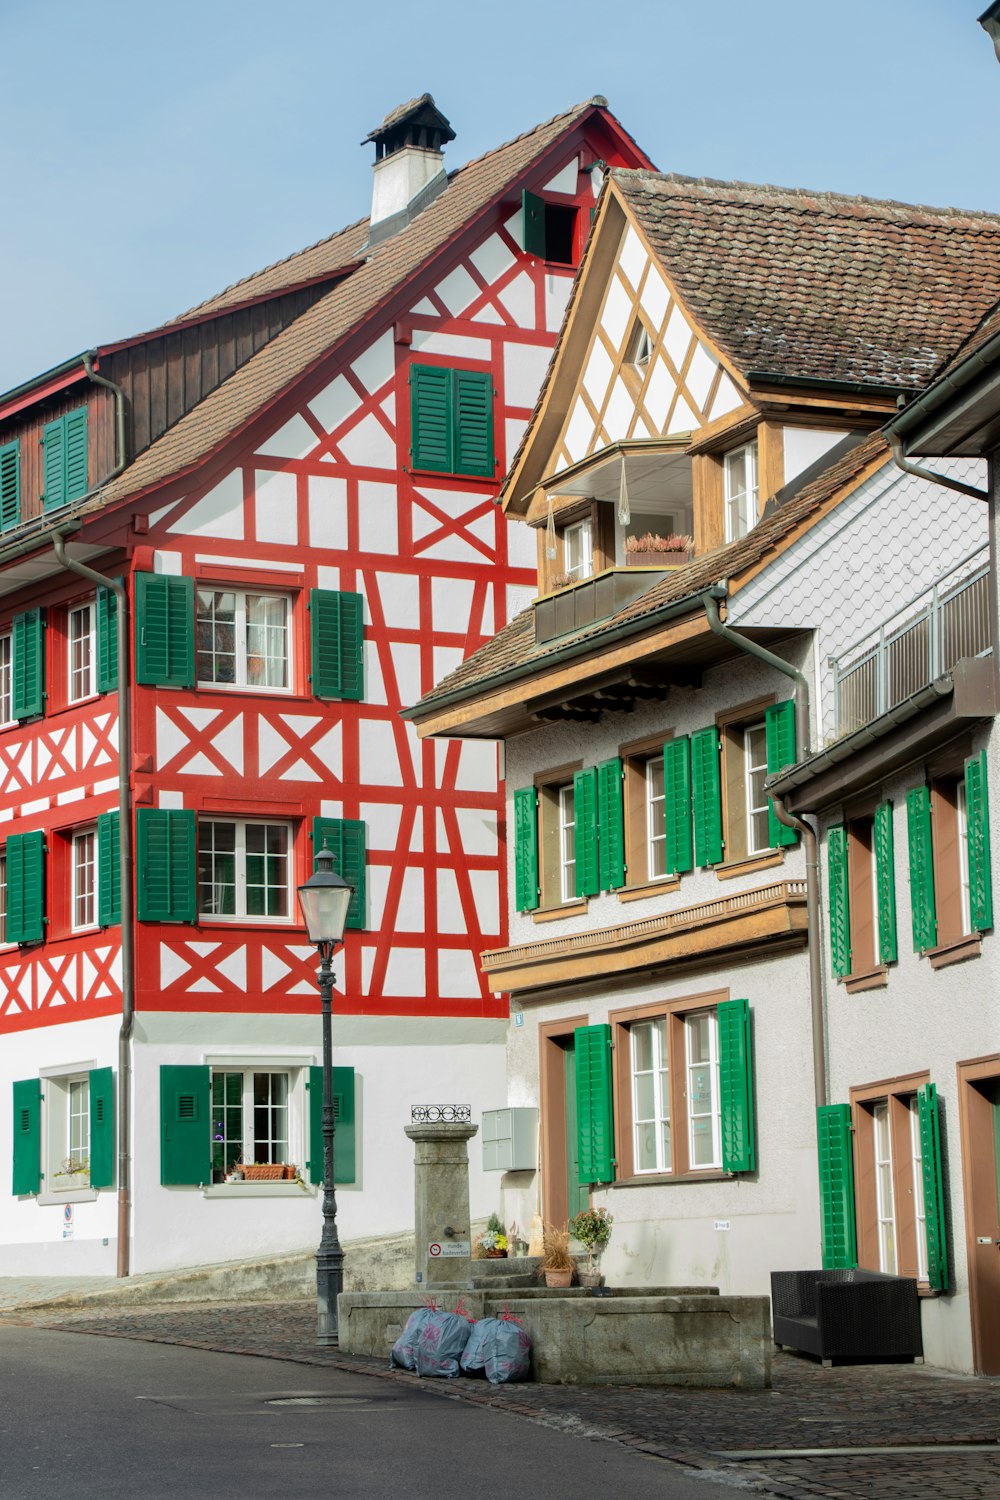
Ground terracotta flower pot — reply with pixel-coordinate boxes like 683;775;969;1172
543;1267;574;1288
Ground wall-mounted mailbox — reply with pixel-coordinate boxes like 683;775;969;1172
481;1107;538;1172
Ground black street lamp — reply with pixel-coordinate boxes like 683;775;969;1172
297;841;354;1346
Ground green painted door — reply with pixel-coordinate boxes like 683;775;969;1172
563;1043;589;1219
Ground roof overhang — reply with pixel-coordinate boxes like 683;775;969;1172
0;513;112;601
884;329;1000;458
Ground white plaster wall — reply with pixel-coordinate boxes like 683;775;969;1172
729;456;988;744
782;427;850;486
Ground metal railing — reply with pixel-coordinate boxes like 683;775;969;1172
833;547;992;736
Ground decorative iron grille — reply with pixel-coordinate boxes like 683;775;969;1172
410;1105;472;1123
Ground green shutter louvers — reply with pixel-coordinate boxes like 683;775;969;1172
96;586;118;693
409;364;494;476
0;439;20;532
718;998;755;1173
817;1103;858;1270
89;1067;115;1188
159;1065;211;1185
964;750;992;932
917;1082;948;1291
765;700;798;847
309;589;364;701
597;757;625;890
873;800;897;964
308;1065;356;1185
42;406;88;511
573;767;599;899
12;608;45;720
135;573;195;688
6;830;45;944
906;785;937;952
574;1024;614;1183
663;736;693;875
312;818;367;929
513;787;539;911
97;812;121;927
12;1078;41;1195
828;823;851;979
136;809;196;923
453;370;495;478
691;725;723;866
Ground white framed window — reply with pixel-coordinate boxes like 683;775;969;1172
41;1070;94;1190
68;1077;89;1170
68;601;96;704
908;1097;928;1283
685;1010;721;1169
626;320;652;370
196;589;290;691
558;784;576;903
631;1017;670;1173
743;721;771;854
211;1068;292;1183
724;440;759;543
197;819;293;922
873;1099;897;1273
0;632;12;725
72;828;98;931
563;519;594;582
645;754;667;879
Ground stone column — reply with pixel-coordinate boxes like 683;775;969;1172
404;1119;478;1288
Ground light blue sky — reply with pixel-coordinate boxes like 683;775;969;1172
0;0;996;391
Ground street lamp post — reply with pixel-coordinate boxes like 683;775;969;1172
296;842;354;1346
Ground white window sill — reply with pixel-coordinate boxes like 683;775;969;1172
38;1188;99;1206
202;1182;314;1199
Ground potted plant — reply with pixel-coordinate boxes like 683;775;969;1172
475;1211;509;1258
51;1155;90;1190
545;569;574;592
624;532;693;566
571;1206;613;1287
540;1222;575;1288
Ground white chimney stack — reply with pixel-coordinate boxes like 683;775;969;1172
364;94;455;245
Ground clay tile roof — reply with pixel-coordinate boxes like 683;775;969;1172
613;169;1000;391
933;293;1000;379
93;99;607;512
413;431;889;712
364;93;453;143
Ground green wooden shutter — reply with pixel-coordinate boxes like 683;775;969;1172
308;1065;356;1185
309;589;364;701
663;736;693;875
573;767;599;899
160;1065;210;1185
828;823;851;979
42;415;65;510
765;700;798;847
63;406;89;503
134;572;195;688
97;812;121;927
12;607;45;720
410;364;453;472
312;818;367;929
513;787;539;911
906;786;937;952
136;809;197;923
597;757;625;891
817;1103;858;1270
96;586;118;693
718;998;755;1173
691;725;723;866
874;800;897;964
454;369;494;478
6;831;45;944
89;1066;114;1188
12;1078;41;1195
0;439;20;532
917;1082;949;1292
522;188;547;256
965;750;993;932
574;1024;614;1183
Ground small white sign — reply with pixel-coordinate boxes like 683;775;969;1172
62;1204;74;1240
512;1012;524;1028
428;1241;471;1258
714;1219;730;1232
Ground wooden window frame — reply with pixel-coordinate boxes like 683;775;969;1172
850;1072;931;1286
536;498;615;593
716;694;784;878
610;987;730;1184
844;809;886;991
533;761;586;919
723;439;759;543
538;1014;590;1226
619;730;681;901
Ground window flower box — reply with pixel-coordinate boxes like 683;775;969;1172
235;1162;296;1181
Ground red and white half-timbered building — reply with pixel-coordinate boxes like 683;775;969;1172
1;96;650;1275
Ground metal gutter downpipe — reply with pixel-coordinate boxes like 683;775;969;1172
53;536;134;1278
702;593;827;1107
886;430;988;503
81;352;127;489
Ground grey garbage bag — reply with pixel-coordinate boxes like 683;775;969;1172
413;1307;476;1378
459;1314;532;1384
390;1307;433;1370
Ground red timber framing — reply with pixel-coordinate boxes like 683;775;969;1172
0;110;652;1037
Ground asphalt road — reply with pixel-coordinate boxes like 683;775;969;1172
0;1327;742;1500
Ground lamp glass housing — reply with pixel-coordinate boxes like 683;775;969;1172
297;846;353;945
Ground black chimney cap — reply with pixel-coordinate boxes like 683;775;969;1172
363;94;456;157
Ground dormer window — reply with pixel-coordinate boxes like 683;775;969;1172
522;191;578;266
563;517;594;582
724;440;759;543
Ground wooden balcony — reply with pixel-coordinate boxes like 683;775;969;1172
534;566;672;645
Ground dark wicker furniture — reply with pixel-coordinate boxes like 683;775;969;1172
770;1269;923;1364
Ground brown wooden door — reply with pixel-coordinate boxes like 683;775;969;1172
958;1059;1000;1375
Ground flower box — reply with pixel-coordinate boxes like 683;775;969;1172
235;1162;295;1181
626;550;691;567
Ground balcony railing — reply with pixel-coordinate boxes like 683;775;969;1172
833;547;992;736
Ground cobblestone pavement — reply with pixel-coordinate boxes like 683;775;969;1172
8;1298;1000;1498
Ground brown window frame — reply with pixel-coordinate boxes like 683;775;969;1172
533;760;585;919
850;1072;931;1287
619;730;680;901
610;988;730;1185
536;498;616;593
842;804;887;992
716;694;784;878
